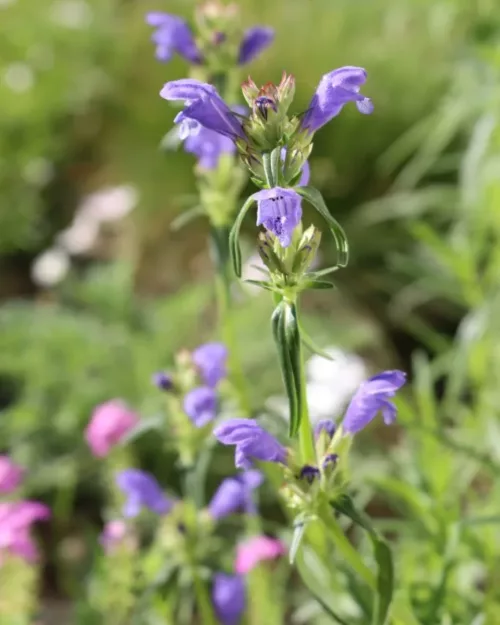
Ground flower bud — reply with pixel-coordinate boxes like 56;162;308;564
258;232;286;274
241;77;259;107
292;226;322;274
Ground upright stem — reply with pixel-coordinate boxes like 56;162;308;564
295;307;316;465
192;570;217;625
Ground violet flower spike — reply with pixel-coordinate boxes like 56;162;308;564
254;187;302;248
115;469;173;518
161;79;245;141
342;370;406;435
301;66;374;133
238;26;275;65
145;12;202;64
192;342;228;387
213;418;287;469
183;386;218;427
208;470;263;519
212;573;246;625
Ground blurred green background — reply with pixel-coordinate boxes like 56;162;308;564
1;0;500;618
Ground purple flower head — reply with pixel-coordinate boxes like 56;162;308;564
299;465;320;484
212;573;246;625
314;419;336;440
301;66;374;133
183;386;217;427
238;26;274;65
342;370;406;435
192;342;228;387
254;187;302;248
161;79;245;141
184;126;235;169
115;469;173;518
146;12;202;64
214;418;287;469
152;371;174;392
208;470;263;519
0;456;23;495
0;501;50;562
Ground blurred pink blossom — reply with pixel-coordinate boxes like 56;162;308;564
85;400;139;457
0;501;50;563
99;520;128;553
235;535;285;574
0;456;23;494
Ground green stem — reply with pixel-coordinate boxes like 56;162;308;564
192;570;218;625
295;307;316;465
318;504;375;588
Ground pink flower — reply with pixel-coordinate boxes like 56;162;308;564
0;501;50;563
85;400;139;457
99;520;127;553
234;535;285;574
0;456;23;494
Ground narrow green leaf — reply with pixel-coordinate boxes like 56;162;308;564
302;279;335;290
332;494;394;625
299;322;334;360
307;265;339;279
297;186;349;267
289;521;307;564
271;303;300;437
243;279;275;292
284;302;303;436
229;195;256;277
170;206;204;232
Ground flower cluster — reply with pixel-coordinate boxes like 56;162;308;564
0;457;50;564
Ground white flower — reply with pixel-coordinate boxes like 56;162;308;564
31;248;70;287
57;214;99;255
78;185;138;223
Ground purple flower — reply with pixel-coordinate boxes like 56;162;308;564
184;127;235;169
214;419;287;469
146;12;202;64
238;26;274;65
314;419;335;440
160;79;245;141
208;470;263;519
342;370;406;435
0;501;50;562
192;342;228;387
212;573;246;625
301;66;374;133
299;465;320;484
115;469;173;518
254;187;302;248
183;386;217;427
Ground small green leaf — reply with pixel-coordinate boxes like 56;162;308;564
332;494;394;625
302;279;335;290
229;195;257;277
299;322;334;361
297;186;349;267
262;147;282;188
171;206;204;232
243;279;275;292
289;520;307;564
307;265;339;279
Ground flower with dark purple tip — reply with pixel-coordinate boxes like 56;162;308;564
254;187;302;248
115;469;173;518
146;12;202;64
314;419;335;440
208;470;263;519
301;66;374;133
152;371;174;392
161;79;245;141
212;573;246;625
214;419;287;469
192;342;228;387
238;26;274;65
183;386;218;427
322;454;338;469
342;370;406;435
299;465;320;484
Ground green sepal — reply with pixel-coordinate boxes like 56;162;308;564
262;146;283;188
331;494;394;625
297;186;349;267
229;195;257;277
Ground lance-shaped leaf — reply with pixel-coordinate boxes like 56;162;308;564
331;494;394;625
229;195;257;277
297;186;349;267
271;301;302;436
